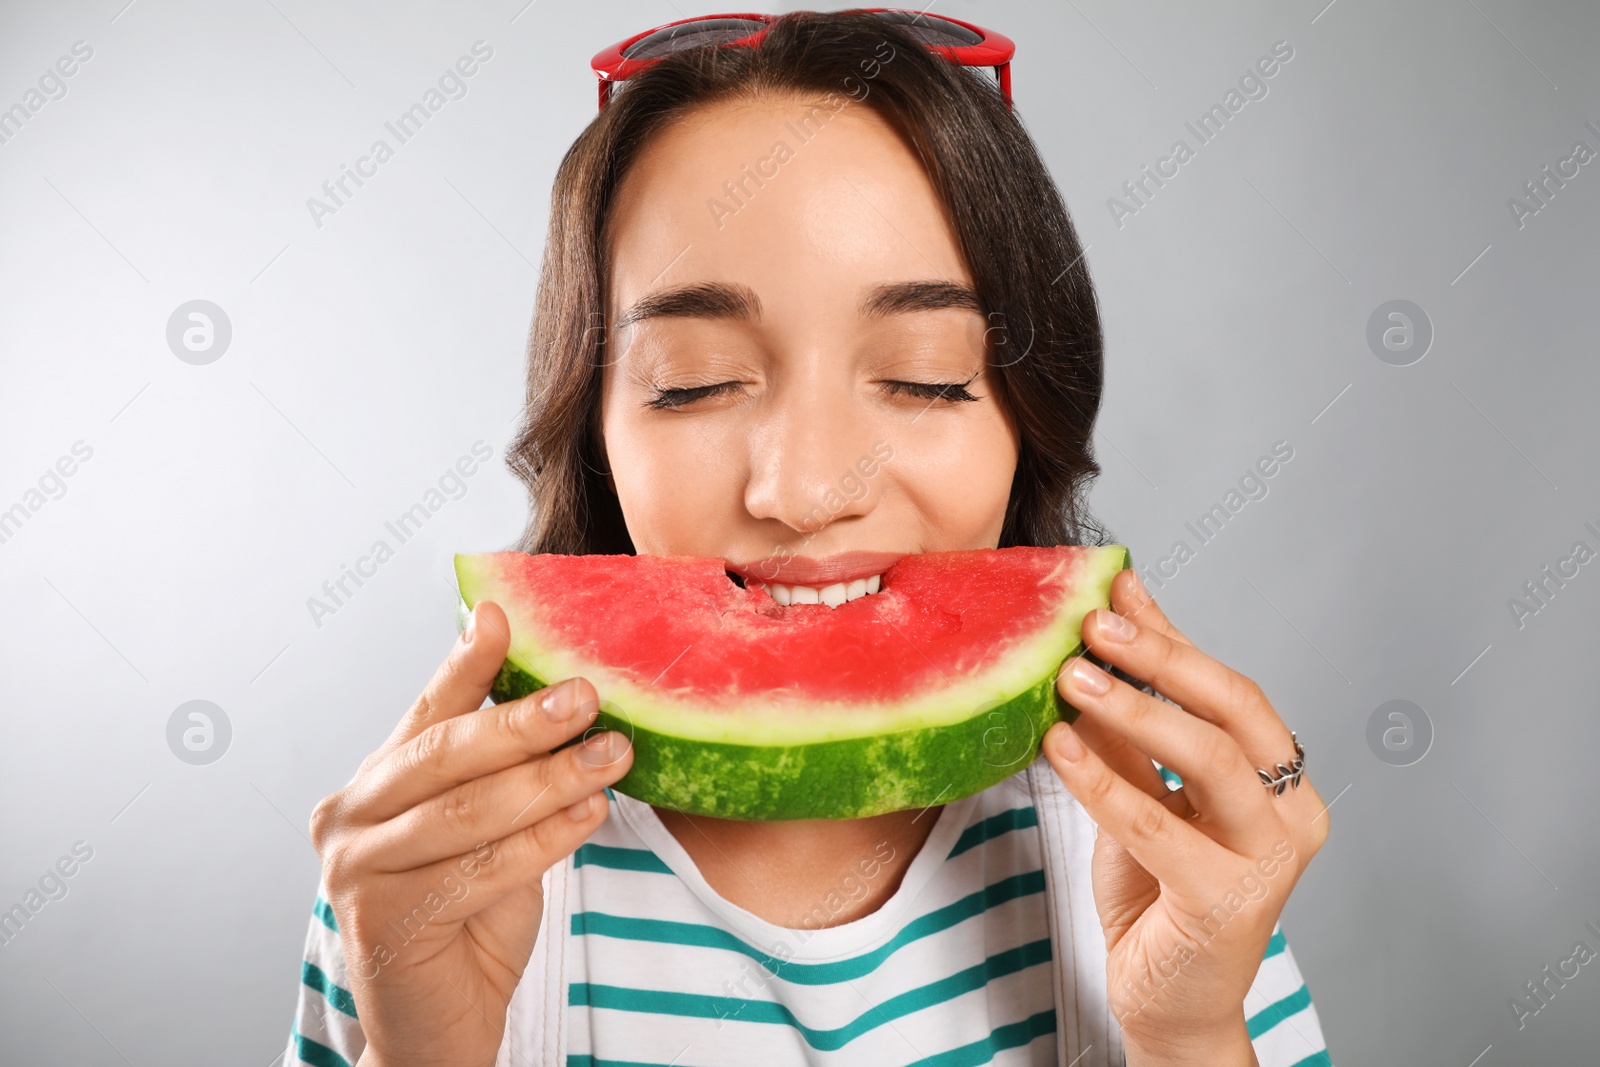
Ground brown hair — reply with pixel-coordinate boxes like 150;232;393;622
508;9;1108;555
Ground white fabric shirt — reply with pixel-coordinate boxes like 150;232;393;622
285;751;1332;1066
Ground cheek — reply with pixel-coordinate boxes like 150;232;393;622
605;410;740;555
887;404;1018;548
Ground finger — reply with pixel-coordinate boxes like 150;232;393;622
1057;672;1169;800
348;789;614;953
355;675;605;821
1041;719;1216;896
1082;605;1291;761
1074;713;1201;820
1060;655;1277;854
369;600;515;773
1112;568;1193;647
1162;786;1200;822
361;730;634;872
441;789;613;913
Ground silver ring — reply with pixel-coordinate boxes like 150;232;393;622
1257;732;1305;796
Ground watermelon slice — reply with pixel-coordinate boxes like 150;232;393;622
452;546;1129;821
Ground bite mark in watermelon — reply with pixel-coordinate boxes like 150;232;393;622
453;545;1130;821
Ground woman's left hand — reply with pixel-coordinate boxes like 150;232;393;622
1042;568;1329;1067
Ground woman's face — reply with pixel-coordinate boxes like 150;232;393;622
599;92;1020;602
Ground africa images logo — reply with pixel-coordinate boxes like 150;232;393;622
305;41;494;229
1107;40;1295;229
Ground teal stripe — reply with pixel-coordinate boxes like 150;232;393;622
572;869;1046;985
946;806;1037;860
905;1007;1057;1066
1263;928;1286;959
291;1025;354;1067
1157;765;1183;789
1246;983;1312;1039
570;938;1053;1052
1286;1052;1332;1067
313;896;338;933
573;843;673;874
567;1058;703;1067
603;786;615;800
567;1009;1058;1067
302;960;358;1019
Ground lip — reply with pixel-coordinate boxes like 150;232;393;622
725;551;906;586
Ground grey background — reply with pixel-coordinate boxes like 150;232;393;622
1;0;1595;1063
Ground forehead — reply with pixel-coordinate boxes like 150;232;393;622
604;93;975;317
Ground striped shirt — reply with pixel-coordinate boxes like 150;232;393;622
285;759;1332;1066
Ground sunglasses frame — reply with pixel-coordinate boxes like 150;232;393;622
590;8;1015;110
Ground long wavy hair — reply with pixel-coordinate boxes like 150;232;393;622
508;9;1108;555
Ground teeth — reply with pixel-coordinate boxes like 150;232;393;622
754;573;885;608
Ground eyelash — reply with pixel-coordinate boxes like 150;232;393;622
645;381;740;411
645;376;981;411
883;377;981;403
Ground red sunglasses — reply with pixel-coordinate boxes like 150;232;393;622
591;8;1016;111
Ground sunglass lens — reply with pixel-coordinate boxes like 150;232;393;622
622;18;769;60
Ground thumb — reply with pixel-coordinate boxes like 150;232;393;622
376;599;513;764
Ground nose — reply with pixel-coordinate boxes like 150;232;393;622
742;381;881;537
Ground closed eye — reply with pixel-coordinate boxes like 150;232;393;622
882;377;980;403
644;381;742;410
644;375;982;410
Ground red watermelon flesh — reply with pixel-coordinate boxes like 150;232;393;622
454;545;1129;820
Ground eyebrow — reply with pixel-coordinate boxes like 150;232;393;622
615;279;983;329
860;279;984;320
617;282;759;329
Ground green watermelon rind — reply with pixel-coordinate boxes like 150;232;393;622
452;546;1131;821
480;645;1078;821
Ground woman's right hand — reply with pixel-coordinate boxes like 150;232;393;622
310;599;634;1067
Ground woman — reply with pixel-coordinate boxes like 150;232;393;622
287;10;1332;1066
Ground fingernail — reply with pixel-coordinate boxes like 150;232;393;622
1052;723;1086;762
1096;609;1136;643
1068;657;1111;695
462;609;477;645
542;680;578;722
576;730;628;769
565;794;593;821
576;693;600;721
1130;569;1150;599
